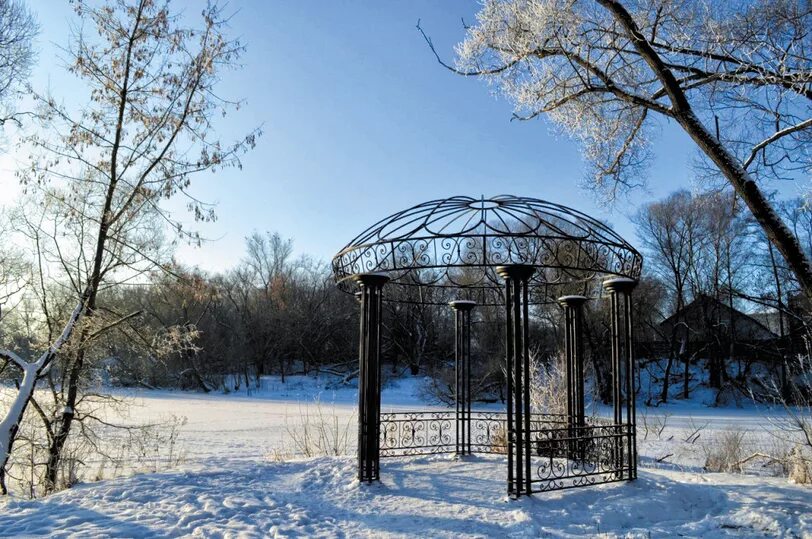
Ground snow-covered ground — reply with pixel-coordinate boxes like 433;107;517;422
1;455;809;538
97;375;444;463
1;375;810;538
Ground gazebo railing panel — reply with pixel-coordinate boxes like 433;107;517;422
529;423;634;493
380;411;574;457
380;410;635;492
380;411;516;457
379;411;456;457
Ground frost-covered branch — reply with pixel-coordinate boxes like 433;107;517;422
744;118;812;170
435;0;812;297
0;349;26;371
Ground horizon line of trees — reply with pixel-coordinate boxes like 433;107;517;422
5;185;809;401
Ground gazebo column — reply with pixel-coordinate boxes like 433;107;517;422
355;273;390;483
450;300;476;456
497;265;536;498
559;295;587;459
603;277;638;480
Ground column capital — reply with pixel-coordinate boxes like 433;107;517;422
557;295;588;307
353;272;390;288
495;264;536;281
602;277;637;294
449;299;477;311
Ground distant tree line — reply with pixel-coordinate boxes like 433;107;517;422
0;229;559;402
5;186;809;403
632;189;812;404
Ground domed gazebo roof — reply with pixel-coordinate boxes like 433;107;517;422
332;195;642;305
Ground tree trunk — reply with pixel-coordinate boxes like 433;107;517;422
726;246;736;380
661;355;673;404
0;366;38;494
45;276;109;491
682;351;690;399
769;243;792;400
45;325;93;491
599;0;812;299
0;301;84;495
676;110;812;298
709;353;722;389
191;369;211;393
664;292;685;404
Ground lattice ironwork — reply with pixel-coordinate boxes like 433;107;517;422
380;411;513;457
332;195;642;305
531;423;633;492
379;410;633;493
379;411;455;457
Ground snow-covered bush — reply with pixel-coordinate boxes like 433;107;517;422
283;400;354;458
703;430;747;473
788;446;811;484
529;353;568;416
757;354;812;485
4;402;188;498
489;424;507;454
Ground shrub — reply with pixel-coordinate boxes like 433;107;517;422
703;430;747;473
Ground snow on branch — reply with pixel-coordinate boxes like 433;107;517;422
0;349;26;371
33;299;85;371
744;118;812;170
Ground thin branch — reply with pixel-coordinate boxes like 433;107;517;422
743;118;812;170
86;310;143;343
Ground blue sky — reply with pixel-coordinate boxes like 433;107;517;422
8;1;708;272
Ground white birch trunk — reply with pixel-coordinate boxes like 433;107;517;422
0;301;84;490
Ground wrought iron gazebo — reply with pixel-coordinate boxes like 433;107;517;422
332;195;642;497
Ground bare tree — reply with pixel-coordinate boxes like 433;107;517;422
690;190;748;389
0;220;28;322
0;0;258;494
0;0;36;125
421;0;812;296
225;231;295;382
634;190;704;402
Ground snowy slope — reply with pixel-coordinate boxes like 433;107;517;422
1;454;810;538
